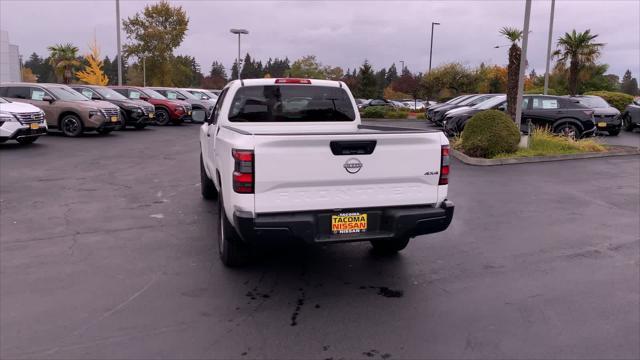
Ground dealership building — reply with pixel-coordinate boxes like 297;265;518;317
0;30;21;83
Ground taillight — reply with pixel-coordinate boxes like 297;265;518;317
232;149;254;193
439;145;450;185
275;78;311;84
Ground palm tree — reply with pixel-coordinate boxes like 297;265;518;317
499;27;523;121
554;29;604;95
47;43;80;84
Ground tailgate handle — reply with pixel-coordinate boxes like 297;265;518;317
330;140;377;155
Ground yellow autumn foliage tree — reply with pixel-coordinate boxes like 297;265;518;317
75;39;108;85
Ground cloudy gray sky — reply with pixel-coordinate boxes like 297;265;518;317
1;0;639;78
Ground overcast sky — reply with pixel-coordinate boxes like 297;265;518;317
1;0;638;78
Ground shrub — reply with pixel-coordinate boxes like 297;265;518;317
584;91;634;111
459;110;520;158
361;106;387;119
385;110;408;119
415;113;426;120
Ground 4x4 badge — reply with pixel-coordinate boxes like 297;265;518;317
343;158;363;174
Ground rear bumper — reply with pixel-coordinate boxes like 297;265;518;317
233;201;454;244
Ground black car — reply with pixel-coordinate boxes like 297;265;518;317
72;85;155;130
622;99;640;132
444;95;596;139
431;94;502;126
359;99;397;109
569;95;621;136
426;94;473;120
443;95;506;136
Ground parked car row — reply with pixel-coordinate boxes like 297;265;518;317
427;93;625;139
356;98;434;111
0;82;220;143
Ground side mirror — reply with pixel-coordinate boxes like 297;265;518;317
207;109;216;125
42;95;54;103
140;95;150;101
177;95;186;101
92;95;101;100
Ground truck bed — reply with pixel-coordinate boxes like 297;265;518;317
222;124;440;136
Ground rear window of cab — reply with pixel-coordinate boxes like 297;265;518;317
228;85;356;122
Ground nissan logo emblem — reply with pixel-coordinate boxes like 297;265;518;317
343;158;363;174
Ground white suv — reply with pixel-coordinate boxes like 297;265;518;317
0;97;48;144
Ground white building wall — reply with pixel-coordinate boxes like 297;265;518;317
0;30;21;82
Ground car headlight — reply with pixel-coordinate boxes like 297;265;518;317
0;111;18;122
39;111;46;123
126;106;143;113
89;109;101;117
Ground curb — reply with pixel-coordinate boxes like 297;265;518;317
451;146;640;166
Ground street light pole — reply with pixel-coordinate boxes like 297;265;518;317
428;22;440;73
399;60;405;73
543;0;556;95
116;0;122;85
230;28;249;80
142;55;146;87
515;0;532;132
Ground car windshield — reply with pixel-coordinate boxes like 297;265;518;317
48;86;89;101
229;85;356;122
577;96;610;108
95;87;128;100
457;95;483;106
474;95;507;110
467;95;496;106
449;96;471;105
142;89;166;100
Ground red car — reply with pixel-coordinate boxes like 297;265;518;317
110;86;192;125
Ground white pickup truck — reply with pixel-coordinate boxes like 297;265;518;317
199;78;454;266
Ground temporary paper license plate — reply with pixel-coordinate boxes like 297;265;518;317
111;116;118;122
188;111;192;116
331;213;367;234
29;123;39;130
598;122;607;127
149;112;155;118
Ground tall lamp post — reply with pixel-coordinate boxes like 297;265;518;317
399;60;405;72
543;0;556;95
116;0;122;85
515;0;532;132
428;22;440;73
230;28;249;80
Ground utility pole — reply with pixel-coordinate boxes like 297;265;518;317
515;0;532;131
428;22;440;73
142;56;146;87
230;29;249;80
399;60;405;73
543;0;556;95
116;0;122;85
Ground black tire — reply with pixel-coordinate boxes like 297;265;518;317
16;136;38;145
155;108;171;126
200;153;218;200
218;195;252;267
623;114;635;132
608;127;621;136
118;111;127;130
554;123;581;140
370;237;410;255
60;114;83;137
96;128;113;135
134;123;146;130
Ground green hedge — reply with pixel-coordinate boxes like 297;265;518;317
459;110;520;158
584;91;634;111
361;106;388;119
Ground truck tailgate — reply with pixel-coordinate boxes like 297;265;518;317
253;132;443;213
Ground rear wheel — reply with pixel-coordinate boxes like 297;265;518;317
16;136;38;145
370;237;410;255
61;114;83;137
200;153;218;200
218;195;252;267
155;109;171;126
554;123;581;140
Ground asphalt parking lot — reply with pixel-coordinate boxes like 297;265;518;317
1;123;639;359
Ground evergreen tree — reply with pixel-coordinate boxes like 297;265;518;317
231;62;239;80
621;70;639;96
375;68;387;98
385;63;399;86
24;52;55;82
357;60;377;99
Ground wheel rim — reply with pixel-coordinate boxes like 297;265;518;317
156;111;168;125
63;117;80;135
560;125;577;140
